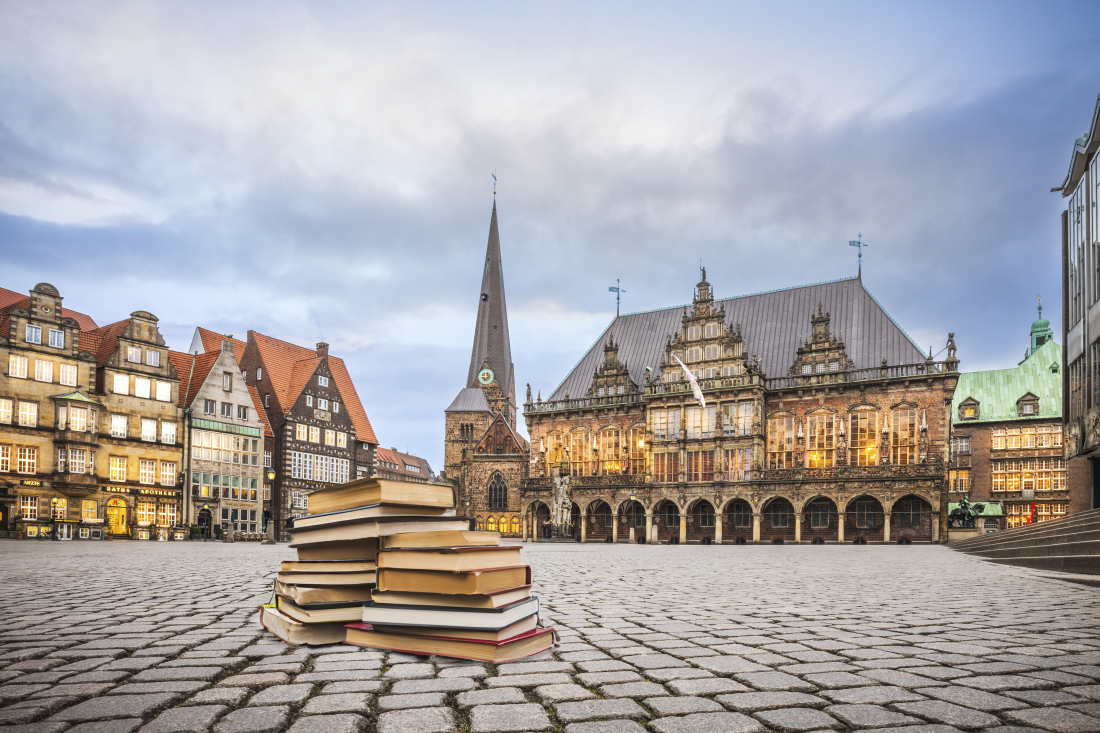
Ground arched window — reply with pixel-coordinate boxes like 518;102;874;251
486;516;497;532
476;517;485;530
510;516;520;535
488;473;507;510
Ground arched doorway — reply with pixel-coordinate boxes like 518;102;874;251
534;503;551;539
761;498;796;543
587;500;612;542
197;508;213;539
106;498;128;536
803;497;839;543
690;500;716;544
724;499;752;544
847;495;885;542
891;495;933;542
619;500;646;543
654;500;680;544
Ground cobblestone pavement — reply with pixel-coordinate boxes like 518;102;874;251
0;541;1098;733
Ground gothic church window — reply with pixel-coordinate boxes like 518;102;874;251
486;516;497;532
488;473;507;510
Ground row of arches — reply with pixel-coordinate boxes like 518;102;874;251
525;494;935;544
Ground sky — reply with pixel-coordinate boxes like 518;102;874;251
2;0;1099;471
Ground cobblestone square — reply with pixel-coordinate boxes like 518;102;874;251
1;541;1098;732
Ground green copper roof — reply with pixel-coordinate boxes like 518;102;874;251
951;340;1061;425
50;391;102;405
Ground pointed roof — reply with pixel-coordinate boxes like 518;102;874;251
549;276;926;400
466;202;513;394
167;349;219;408
192;327;246;362
247;331;378;445
473;411;529;454
247;384;274;438
445;387;492;413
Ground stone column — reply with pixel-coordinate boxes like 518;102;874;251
645;512;653;544
581;512;587;543
837;511;845;543
715;514;723;545
612;514;618;543
931;514;939;543
883;513;891;543
794;513;802;544
679;515;687;544
522;512;528;542
752;513;761;543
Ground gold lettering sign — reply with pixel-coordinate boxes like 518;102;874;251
20;480;42;486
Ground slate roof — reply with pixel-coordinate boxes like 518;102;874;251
466;202;513;395
951;340;1062;425
549;276;927;401
445;387;492;413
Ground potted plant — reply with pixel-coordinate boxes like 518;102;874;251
14;522;24;540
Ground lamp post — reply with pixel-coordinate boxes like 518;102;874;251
49;496;59;540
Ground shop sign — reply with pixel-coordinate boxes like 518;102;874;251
20;480;41;486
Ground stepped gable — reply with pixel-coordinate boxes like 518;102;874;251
474;413;528;456
549;276;925;401
167;349;220;408
951;340;1063;424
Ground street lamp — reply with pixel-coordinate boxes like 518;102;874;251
49;496;59;540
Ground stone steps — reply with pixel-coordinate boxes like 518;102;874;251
948;507;1100;575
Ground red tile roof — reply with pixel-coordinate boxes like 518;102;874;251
63;308;98;332
248;331;378;445
195;327;246;362
248;384;274;438
86;319;131;366
0;287;24;311
0;287;98;332
167;349;219;409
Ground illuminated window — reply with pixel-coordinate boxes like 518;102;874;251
51;498;66;520
600;429;621;474
126;346;141;363
627;427;646;475
486;516;498;532
110;457;127;482
309;426;320;443
687;450;714;482
337;432;347;448
767;415;795;468
510;516;520;535
17;447;36;474
891;410;917;465
325;429;336;446
82;500;97;521
0;445;9;472
949;469;969;492
0;398;11;424
157;504;176;526
653;452;680;483
725;447;750;481
21;495;38;519
570;432;593;477
296;423;307;440
136;501;155;524
806;414;835;467
8;355;27;378
18;402;37;427
34;359;53;382
68;407;87;432
850;412;878;466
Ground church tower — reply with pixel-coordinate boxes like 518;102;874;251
443;201;528;534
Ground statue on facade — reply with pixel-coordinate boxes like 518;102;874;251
946;333;957;360
948;496;985;528
551;474;572;528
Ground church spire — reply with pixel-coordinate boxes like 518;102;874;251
467;201;513;399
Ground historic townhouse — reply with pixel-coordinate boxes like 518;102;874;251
442;206;959;544
949;309;1090;529
0;284;100;538
374;447;438;484
1058;93;1100;512
239;333;378;539
169;337;268;539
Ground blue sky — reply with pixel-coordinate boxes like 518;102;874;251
1;0;1098;469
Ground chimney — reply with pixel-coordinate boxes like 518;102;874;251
316;342;329;357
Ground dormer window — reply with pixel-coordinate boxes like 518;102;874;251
959;398;979;420
1017;393;1039;417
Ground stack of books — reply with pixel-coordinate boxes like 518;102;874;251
345;528;555;662
259;477;466;645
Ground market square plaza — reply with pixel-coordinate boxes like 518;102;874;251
0;542;1098;733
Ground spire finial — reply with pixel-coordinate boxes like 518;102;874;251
1038;292;1042;317
492;170;497;197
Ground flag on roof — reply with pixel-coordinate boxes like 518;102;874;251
674;355;705;407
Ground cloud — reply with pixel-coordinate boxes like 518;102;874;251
1;0;1099;468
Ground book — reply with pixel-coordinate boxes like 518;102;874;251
377;565;530;595
377;546;522;572
361;595;538;630
276;597;368;624
382;530;500;549
259;605;348;645
370;586;531;610
291;503;449;529
345;625;555;662
307;477;454;515
296;539;379;561
274;579;374;605
276;571;376;586
281;560;377;573
288;517;472;547
372;613;538;642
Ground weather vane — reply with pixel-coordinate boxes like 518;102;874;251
492;170;497;197
608;279;626;318
848;233;868;276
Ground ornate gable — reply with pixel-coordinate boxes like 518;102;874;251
474;413;525;456
787;303;855;379
659;270;760;386
586;335;638;398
